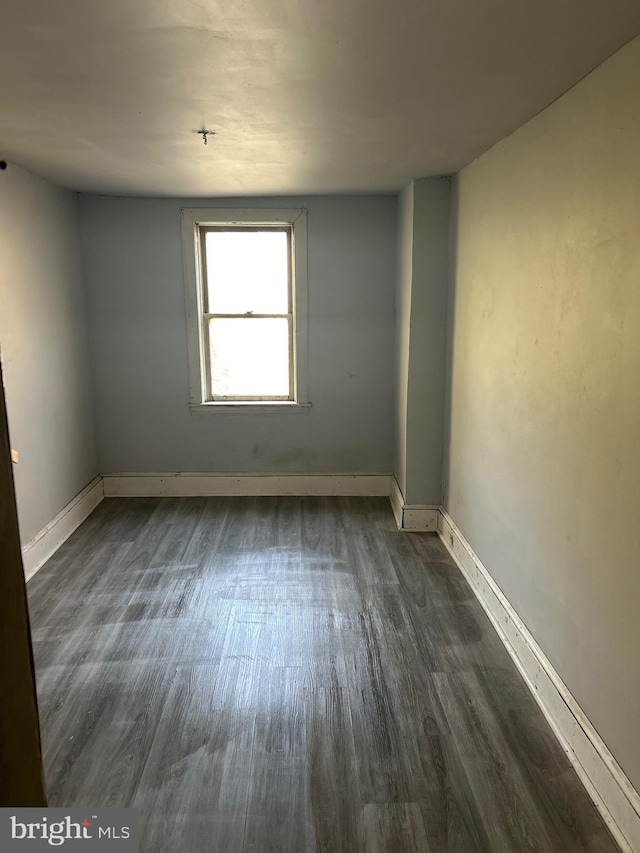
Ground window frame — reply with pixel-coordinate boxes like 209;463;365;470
181;208;309;413
201;225;294;402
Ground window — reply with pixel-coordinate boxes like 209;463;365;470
181;208;308;412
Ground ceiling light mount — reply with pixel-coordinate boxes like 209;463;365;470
197;129;216;146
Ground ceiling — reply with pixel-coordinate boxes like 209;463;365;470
2;0;640;197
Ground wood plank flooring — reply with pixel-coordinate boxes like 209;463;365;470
27;496;619;852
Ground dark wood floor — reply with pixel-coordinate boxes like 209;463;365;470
27;496;618;852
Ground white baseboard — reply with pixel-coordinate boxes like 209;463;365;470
390;477;438;531
22;476;104;581
390;477;404;527
438;508;640;853
102;473;393;498
402;505;438;531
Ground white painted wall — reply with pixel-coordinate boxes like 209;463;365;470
394;178;450;505
445;36;640;790
0;164;98;544
79;195;396;474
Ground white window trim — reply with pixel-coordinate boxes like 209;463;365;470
181;207;309;414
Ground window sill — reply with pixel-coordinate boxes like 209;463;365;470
190;402;312;415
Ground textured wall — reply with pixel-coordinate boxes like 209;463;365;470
445;37;640;788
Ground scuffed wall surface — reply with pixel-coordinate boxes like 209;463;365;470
80;195;396;474
0;165;97;543
446;37;640;788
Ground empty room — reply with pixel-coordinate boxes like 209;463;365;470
1;1;639;851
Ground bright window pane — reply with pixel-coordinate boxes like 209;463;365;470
209;318;290;398
205;230;289;314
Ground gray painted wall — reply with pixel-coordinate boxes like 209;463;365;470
393;184;413;499
0;164;98;544
394;178;450;505
445;36;640;789
406;178;450;505
79;195;396;474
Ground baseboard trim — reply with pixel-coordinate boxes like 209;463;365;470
390;478;438;531
102;473;393;498
22;476;104;581
402;505;438;532
390;478;404;527
437;508;640;853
